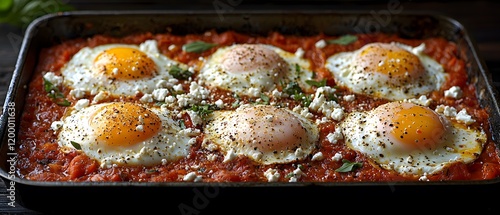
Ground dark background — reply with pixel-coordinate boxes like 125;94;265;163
0;0;499;214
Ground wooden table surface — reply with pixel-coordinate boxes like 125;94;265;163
1;1;499;214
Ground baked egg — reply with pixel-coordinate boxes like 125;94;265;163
325;42;447;100
340;101;486;176
203;104;319;165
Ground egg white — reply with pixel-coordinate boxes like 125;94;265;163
325;42;447;101
57;102;196;168
340;101;487;176
61;40;185;98
203;104;319;165
198;43;315;97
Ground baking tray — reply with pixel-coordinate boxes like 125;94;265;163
1;10;499;213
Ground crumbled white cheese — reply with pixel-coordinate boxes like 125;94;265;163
331;152;342;161
173;84;183;92
403;95;432;107
214;99;225;108
444;86;463;99
311;152;324;161
343;94;355;102
179;128;201;137
139;39;160;55
435;105;475;125
165;95;176;104
92;91;108;104
295;47;305;58
43;72;63;86
74;99;90;110
456;109;475;125
223;149;237;162
315;39;327;49
288;166;306;182
50;121;64;133
418;173;429;181
183;172;202;182
187;110;202;126
264;168;281;182
69;88;86;99
140;93;154;103
435;105;457;117
189;81;210;100
330;108;344;121
326;127;343;144
152;88;169;101
271;89;282;98
247;87;260;97
135;125;144;132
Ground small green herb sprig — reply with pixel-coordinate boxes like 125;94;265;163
335;159;363;172
327;35;358;45
43;78;70;106
182;41;217;53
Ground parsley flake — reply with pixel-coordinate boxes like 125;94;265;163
70;141;82;150
43;78;70;106
169;65;193;80
335;159;363;172
327;35;358;45
182;41;217;53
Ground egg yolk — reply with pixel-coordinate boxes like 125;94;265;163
93;47;157;80
90;102;161;147
358;43;425;84
380;102;446;151
221;44;288;75
234;105;309;153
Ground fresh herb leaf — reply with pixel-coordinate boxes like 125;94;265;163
260;93;270;105
182;41;217;53
169;65;193;80
56;100;71;106
43;77;70;106
190;104;216;120
301;94;313;107
282;81;303;95
335;159;363;172
0;0;74;28
70;141;82;150
327;93;338;102
327;35;358;45
305;79;327;87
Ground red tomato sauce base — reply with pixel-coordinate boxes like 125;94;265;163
16;30;500;182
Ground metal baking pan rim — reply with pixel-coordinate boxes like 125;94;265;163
1;9;500;186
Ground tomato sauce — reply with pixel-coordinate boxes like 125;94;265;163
16;30;500;182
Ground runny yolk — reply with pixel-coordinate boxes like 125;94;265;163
359;43;425;82
384;102;446;151
90;102;162;147
93;47;157;80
